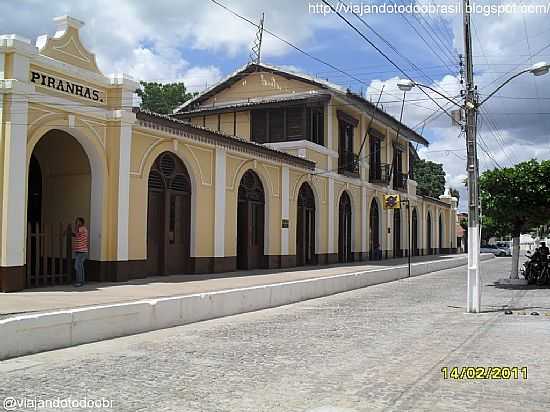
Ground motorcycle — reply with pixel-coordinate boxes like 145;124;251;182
521;250;549;285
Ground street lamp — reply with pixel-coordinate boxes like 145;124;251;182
397;79;462;108
478;61;550;107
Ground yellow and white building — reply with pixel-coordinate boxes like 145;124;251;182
0;17;457;292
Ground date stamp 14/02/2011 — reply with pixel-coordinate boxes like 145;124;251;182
441;366;528;380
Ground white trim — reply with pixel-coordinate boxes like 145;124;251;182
1;97;28;266
361;186;367;253
28;91;111;121
214;148;226;257
327;101;333;152
265;140;339;158
0;53;5;79
328;177;335;254
32;54;110;87
116;123;132;261
281;166;290;255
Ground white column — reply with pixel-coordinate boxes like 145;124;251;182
1;95;28;267
360;116;367;181
361;186;367;254
328;177;335;254
0;53;5;79
281;165;290;255
214;148;226;257
116;113;133;261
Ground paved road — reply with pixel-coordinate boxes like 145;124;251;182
1;258;549;412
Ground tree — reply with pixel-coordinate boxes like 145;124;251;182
136;81;194;114
413;159;446;198
449;187;460;204
480;159;550;278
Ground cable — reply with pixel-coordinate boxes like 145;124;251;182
321;0;458;125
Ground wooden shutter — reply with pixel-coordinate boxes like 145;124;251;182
269;108;284;142
286;107;304;140
251;110;267;143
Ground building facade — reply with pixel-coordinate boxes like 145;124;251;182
0;17;457;292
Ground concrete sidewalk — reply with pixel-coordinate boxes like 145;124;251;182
0;253;494;360
1;254;464;318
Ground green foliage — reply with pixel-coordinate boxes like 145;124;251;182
459;216;468;230
481;215;511;242
480;159;550;236
449;187;460;203
413;159;446;198
136;81;194;114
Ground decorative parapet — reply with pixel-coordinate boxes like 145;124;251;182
35;16;102;75
406;178;417;196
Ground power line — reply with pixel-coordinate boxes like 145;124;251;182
320;0;457;125
207;0;449;118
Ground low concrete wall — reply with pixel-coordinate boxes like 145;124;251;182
0;254;493;360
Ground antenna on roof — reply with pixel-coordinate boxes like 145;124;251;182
249;12;265;65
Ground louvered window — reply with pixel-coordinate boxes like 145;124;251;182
148;170;164;190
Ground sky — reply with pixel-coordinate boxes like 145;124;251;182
2;0;550;211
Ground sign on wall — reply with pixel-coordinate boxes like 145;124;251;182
30;70;106;104
383;194;401;209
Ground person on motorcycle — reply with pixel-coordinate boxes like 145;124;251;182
538;242;549;260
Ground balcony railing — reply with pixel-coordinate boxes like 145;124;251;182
393;172;408;191
369;163;391;185
338;151;360;177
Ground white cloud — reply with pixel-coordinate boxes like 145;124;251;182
179;66;223;92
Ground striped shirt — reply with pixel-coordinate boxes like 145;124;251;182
72;226;89;253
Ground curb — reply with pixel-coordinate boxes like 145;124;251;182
0;254;494;360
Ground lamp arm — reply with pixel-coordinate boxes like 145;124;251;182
477;69;530;107
415;83;462;108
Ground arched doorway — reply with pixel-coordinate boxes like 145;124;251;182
439;213;444;254
237;170;265;270
393;209;401;258
147;152;192;275
296;182;316;266
338;192;353;263
27;155;42;226
412;208;419;256
369;198;380;260
27;130;92;287
427;211;432;254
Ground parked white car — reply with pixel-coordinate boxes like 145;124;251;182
495;242;512;256
480;245;508;257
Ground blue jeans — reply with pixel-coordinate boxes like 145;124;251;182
73;252;88;284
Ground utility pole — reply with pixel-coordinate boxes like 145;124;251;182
463;0;481;313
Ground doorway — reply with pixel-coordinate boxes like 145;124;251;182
296;182;316;266
338;192;353;263
146;152;192;275
237;170;265;270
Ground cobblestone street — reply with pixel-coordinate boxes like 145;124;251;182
1;258;549;412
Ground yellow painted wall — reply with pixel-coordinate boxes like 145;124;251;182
128;131;216;260
236;111;250;139
220;112;234;135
